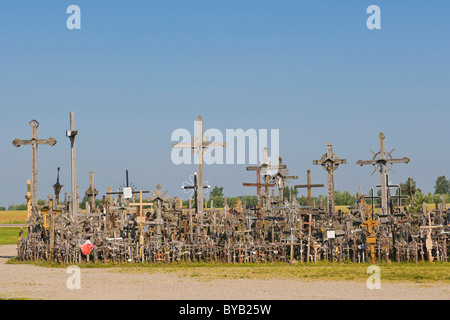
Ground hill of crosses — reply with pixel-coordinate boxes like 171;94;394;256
13;113;449;265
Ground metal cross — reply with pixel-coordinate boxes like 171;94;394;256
357;133;409;216
13;120;57;207
313;142;346;215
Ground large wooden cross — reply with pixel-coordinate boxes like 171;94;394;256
13;120;57;207
313;142;346;215
295;170;324;206
172;115;227;224
357;133;409;216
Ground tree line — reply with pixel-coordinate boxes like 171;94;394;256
2;176;449;210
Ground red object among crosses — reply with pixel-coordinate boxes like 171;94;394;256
80;240;94;255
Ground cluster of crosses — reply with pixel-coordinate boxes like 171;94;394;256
13;114;449;265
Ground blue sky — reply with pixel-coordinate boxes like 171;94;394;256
1;1;449;206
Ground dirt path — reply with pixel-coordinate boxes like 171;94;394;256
0;245;448;300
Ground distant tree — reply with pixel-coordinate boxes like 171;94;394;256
209;186;225;207
0;207;5;211
8;203;27;210
400;177;420;200
434;176;450;194
283;186;298;201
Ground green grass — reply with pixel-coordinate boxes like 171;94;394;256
0;228;27;245
6;258;450;284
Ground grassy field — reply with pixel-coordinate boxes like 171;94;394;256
0;228;27;245
0;211;27;224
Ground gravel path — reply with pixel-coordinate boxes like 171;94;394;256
0;245;448;300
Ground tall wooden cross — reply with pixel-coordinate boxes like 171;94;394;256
357;133;409;216
243;166;275;209
313;142;346;215
13;120;57;207
66;112;80;219
172;115;227;223
295;170;324;206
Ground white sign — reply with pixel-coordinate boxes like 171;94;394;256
327;231;335;239
123;187;133;199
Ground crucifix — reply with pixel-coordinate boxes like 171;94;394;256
243;166;275;209
313;142;346;215
130;190;154;259
271;157;298;203
172;116;227;225
419;204;443;262
147;184;170;239
357;133;409;216
294;170;324;206
13;120;57;207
